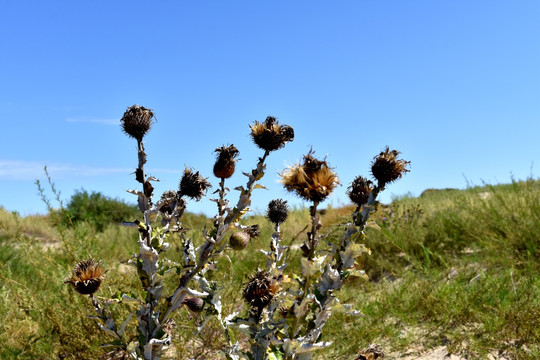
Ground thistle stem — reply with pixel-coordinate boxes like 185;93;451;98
306;201;320;260
217;177;226;218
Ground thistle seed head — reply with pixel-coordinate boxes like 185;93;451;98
213;144;240;179
249;116;294;152
179;167;211;201
280;150;340;203
347;176;374;206
120;105;155;141
183;296;205;313
371;147;410;188
243;270;279;309
66;259;105;296
267;199;289;224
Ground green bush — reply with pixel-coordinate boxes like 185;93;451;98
61;189;139;231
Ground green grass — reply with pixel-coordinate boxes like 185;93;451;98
1;178;539;359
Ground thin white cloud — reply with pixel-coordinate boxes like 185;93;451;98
0;160;129;180
66;118;118;125
0;160;181;180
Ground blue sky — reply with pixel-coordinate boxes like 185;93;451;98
1;1;539;217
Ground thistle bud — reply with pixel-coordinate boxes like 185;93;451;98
213;144;240;179
120;105;155;141
267;199;289;224
183;297;205;313
249;116;294;152
229;225;259;250
347;176;374;206
229;231;250;250
179;167;211;201
371;147;410;188
65;259;106;296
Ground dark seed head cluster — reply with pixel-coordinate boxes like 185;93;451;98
267;199;289;224
179;168;211;201
250;116;294;152
370;147;410;188
120;104;155;141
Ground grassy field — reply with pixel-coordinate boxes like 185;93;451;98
0;178;538;359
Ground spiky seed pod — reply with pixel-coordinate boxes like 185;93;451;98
120;105;155;141
281;151;340;203
179;167;211;201
243;270;279;309
229;231;250;250
370;147;410;188
249;116;294;152
66;259;105;296
183;297;205;313
347;176;374;206
213;144;240;179
267;199;289;224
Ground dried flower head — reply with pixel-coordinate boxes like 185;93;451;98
179;167;211;201
66;259;105;296
371;147;410;188
249;116;294;152
281;151;340;203
213;144;240;179
267;199;289;224
183;297;205;313
347;176;374;206
120;105;155;141
243;270;279;309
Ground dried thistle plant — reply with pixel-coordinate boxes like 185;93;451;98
69;104;410;360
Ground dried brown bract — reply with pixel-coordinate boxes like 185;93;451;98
179;167;211;201
371;147;410;188
281;151;340;203
347;176;374;206
267;199;289;224
213;144;240;179
120;105;155;141
66;259;106;296
249;116;294;152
